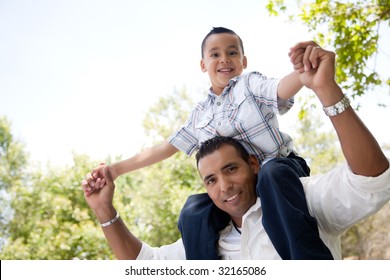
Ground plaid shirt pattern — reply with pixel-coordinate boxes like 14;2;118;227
168;72;295;164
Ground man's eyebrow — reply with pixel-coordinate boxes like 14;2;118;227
201;161;238;182
222;162;237;171
202;174;214;183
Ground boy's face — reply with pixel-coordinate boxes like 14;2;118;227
197;144;259;227
200;33;247;95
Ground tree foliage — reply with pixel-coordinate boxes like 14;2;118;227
0;153;114;259
266;0;390;103
0;88;202;259
0;116;27;191
289;105;343;174
130;87;203;246
1;86;389;259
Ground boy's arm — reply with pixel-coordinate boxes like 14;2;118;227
110;140;179;179
89;141;178;188
276;70;303;100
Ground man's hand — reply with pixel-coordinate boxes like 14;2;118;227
82;165;115;212
289;41;339;105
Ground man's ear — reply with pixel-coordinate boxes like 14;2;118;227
200;59;207;73
248;155;260;174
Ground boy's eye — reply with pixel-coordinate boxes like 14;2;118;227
210;53;219;58
229;51;238;55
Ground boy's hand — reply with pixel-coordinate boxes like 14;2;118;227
288;41;320;73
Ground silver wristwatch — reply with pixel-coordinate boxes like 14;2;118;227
323;95;351;117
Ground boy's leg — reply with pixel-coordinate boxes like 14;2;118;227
178;193;230;260
257;154;334;259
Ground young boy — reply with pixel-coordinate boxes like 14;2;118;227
87;27;333;259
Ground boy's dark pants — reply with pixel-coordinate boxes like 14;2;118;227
178;153;334;260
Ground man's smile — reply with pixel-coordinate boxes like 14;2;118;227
225;191;242;202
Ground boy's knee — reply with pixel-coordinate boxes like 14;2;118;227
260;158;291;177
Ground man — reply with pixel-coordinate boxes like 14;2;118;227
81;43;390;260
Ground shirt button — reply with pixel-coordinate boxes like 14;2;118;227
218;122;221;126
217;102;221;106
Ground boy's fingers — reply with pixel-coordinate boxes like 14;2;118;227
81;180;94;195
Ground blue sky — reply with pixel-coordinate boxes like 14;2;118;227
1;0;389;166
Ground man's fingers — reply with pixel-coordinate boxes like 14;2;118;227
103;166;114;188
302;45;322;72
290;40;318;52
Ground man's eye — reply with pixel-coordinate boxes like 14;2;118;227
206;178;215;185
227;167;236;173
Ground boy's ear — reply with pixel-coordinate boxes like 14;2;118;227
200;59;207;73
243;56;248;69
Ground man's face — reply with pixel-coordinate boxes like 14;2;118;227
200;33;247;95
198;144;259;227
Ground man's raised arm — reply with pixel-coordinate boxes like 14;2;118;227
289;42;389;176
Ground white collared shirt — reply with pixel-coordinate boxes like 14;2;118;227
137;159;390;260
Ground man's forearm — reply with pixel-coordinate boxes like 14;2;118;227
94;206;142;260
317;84;388;176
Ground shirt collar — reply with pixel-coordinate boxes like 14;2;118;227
208;75;241;99
219;197;261;238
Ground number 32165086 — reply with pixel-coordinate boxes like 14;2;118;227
218;266;266;276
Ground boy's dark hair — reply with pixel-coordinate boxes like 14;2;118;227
201;27;245;58
196;136;250;167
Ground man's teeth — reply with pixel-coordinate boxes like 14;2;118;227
226;193;239;202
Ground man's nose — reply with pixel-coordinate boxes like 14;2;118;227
220;177;232;192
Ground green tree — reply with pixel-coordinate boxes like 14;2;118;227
0;116;28;250
0;87;202;259
266;0;390;103
123;87;203;246
290;103;343;174
0;116;27;191
0;153;114;259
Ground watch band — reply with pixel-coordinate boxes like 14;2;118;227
100;212;120;228
323;95;351;117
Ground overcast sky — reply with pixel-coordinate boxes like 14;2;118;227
1;0;389;167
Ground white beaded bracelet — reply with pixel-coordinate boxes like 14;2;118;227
323;95;351;117
100;212;120;228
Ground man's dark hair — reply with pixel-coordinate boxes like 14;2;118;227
201;27;245;58
195;136;250;167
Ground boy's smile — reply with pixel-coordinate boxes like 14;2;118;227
200;33;247;96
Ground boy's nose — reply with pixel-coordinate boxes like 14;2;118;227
220;55;230;63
